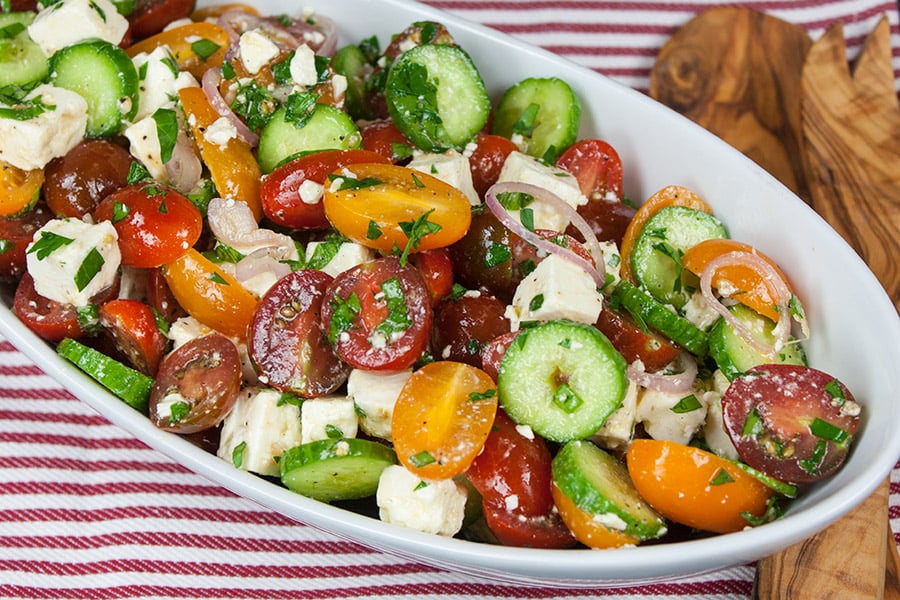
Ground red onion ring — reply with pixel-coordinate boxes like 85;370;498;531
200;68;259;147
627;352;698;393
699;251;793;355
484;181;606;289
235;247;293;287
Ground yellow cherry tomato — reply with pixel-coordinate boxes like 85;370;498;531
392;361;497;480
163;248;258;340
0;161;43;217
323;163;472;256
126;22;230;79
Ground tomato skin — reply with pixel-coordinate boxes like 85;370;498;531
14;272;118;342
721;364;861;484
249;270;350;398
551;482;638;549
409;248;454;306
431;293;510;368
98;299;168;376
480;330;521;382
128;0;195;39
467;134;517;199
555;138;623;201
93;184;203;268
149;333;242;434
0;161;42;218
260;149;388;230
320;256;432;371
0;205;52;279
567;199;636;247
359;120;414;164
392;360;498;480
626;439;774;534
595;304;680;372
163;248;259;340
43;140;132;218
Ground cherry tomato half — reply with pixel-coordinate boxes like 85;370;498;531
149;333;242;434
721;364;861;484
99;298;168;376
392;360;498;480
94;183;202;268
595;303;679;372
0;204;52;279
323;163;472;255
249;269;350;398
359;120;414;164
555;138;623;201
0;161;42;217
467;133;517;199
432;292;510;367
320;256;432;371
128;0;195;39
408;247;454;306
14;272;118;341
43;140;132;218
260;149;388;230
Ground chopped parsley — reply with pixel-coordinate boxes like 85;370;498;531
232;441;247;468
151;107;178;164
483;242;511;268
511;102;540;137
74;248;105;292
374;276;412;338
468;389;497;403
191;38;221;61
709;468;734;486
671;394;702;413
169;400;190;424
366;220;383;240
327;292;361;344
409;450;436;468
27;230;73;260
397;209;441;267
552;383;583;414
283;92;319;128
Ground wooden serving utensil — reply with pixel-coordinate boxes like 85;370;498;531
650;6;900;598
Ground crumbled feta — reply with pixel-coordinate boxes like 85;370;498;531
591;379;638;449
304;242;374;278
635;386;709;445
297;179;325;205
376;465;467;536
123;115;202;193
300;395;359;444
289;44;318;87
132;45;199;121
28;0;128;56
346;368;412;440
239;28;279;75
203;116;239;147
407;150;480;205
496;151;587;231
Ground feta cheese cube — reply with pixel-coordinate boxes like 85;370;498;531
407;150;480;205
132;45;199;121
376;465;467;536
591;379;638;449
123;114;202;193
683;289;722;331
0;85;87;171
635;386;709;445
26;218;120;307
239;28;279;75
217;387;303;477
300;395;359;444
346;368;412;440
28;0;128;56
289;44;318;87
496;151;587;231
508;253;603;329
304;242;374;278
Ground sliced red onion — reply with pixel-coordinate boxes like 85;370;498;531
235;247;293;287
200;68;259;147
217;10;261;38
699;251;792;355
484;181;606;289
296;13;337;56
207;198;297;256
627;353;698;393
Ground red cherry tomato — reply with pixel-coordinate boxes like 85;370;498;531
146;266;186;323
98;298;168;376
320;256;432;370
467;409;577;548
149;334;242;434
359;120;414;163
248;270;350;398
128;0;195;39
43;140;132;218
567;198;636;246
480;330;521;382
259;149;389;230
93;183;202;268
408;247;454;306
431;292;510;368
467;134;517;199
556;138;623;201
0;205;52;279
595;303;679;372
13;272;118;342
721;364;861;484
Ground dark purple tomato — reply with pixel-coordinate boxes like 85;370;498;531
431;292;510;367
43;139;133;218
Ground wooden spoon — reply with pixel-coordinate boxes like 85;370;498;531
649;7;898;597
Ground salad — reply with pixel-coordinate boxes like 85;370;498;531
0;0;863;549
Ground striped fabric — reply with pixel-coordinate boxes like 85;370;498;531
2;1;899;598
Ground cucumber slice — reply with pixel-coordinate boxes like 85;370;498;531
385;43;490;152
497;319;627;442
257;103;360;173
709;304;807;380
280;437;397;503
49;39;138;137
552;440;667;540
331;43;375;121
0;12;49;89
56;337;152;414
491;77;580;162
630;205;728;308
611;280;709;357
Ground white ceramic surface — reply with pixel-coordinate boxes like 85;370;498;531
2;0;899;587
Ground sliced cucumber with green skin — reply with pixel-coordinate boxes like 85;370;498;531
732;460;798;498
331;44;375;121
0;12;49;89
257;103;360;173
611;280;709;357
497;319;627;442
57;337;152;414
552;440;667;540
630;205;728;308
385;43;490;152
280;438;397;503
49;39;139;137
490;77;581;162
709;304;807;380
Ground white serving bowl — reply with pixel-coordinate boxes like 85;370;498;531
2;0;899;587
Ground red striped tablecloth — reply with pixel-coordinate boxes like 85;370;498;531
2;1;899;598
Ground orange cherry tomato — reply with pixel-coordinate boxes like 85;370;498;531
0;161;42;217
619;185;713;282
126;22;230;79
550;482;639;549
190;3;259;20
626;439;773;534
682;238;792;322
178;87;262;221
323;163;472;255
162;248;258;340
392;361;498;480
